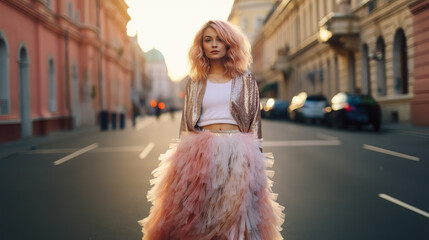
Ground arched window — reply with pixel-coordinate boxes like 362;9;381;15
393;28;408;94
0;31;10;114
295;14;300;46
327;59;331;97
334;56;339;93
376;37;386;96
361;44;371;95
348;51;356;93
18;44;32;137
49;57;56;112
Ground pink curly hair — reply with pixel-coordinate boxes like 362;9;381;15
188;20;252;82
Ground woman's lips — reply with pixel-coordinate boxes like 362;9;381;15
211;51;220;54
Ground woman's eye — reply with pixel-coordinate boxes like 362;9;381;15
217;38;223;42
204;39;211;42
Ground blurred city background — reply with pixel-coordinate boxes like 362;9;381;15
0;0;428;239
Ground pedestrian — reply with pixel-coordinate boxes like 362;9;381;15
139;20;284;240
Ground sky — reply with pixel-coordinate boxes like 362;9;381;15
125;0;235;82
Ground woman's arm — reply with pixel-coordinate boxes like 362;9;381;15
179;78;191;137
248;73;263;152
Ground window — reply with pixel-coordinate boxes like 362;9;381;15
295;14;300;47
334;56;339;93
361;44;371;95
0;32;10;115
67;2;73;18
327;59;331;97
393;28;408;94
368;0;376;13
74;10;80;24
348;51;356;93
376;37;386;96
49;58;56;112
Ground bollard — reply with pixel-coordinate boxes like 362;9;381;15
120;113;125;129
111;112;117;130
100;110;109;131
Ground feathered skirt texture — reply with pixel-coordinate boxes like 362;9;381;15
139;130;284;240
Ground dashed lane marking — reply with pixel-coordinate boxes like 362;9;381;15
53;143;99;166
316;133;339;140
29;146;143;154
379;193;429;218
263;140;341;147
139;142;155;159
363;144;420;161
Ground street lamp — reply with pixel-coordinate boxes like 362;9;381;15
319;26;333;42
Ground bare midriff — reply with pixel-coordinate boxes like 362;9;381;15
202;123;239;131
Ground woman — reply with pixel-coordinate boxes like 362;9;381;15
139;20;284;240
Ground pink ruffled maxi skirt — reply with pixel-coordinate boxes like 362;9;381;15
139;130;284;240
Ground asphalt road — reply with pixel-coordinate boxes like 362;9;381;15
0;112;428;240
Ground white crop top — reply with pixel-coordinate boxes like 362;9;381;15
197;80;237;127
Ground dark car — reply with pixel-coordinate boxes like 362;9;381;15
261;98;289;119
325;92;381;131
288;92;328;124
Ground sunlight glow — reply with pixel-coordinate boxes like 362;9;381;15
125;0;234;82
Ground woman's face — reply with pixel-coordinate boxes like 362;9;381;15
202;27;227;61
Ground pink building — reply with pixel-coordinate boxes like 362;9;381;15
0;0;133;143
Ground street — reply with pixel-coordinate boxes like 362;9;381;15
1;113;428;240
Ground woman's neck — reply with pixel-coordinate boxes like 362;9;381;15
209;59;225;75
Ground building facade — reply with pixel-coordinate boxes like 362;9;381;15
246;0;420;124
409;0;429;126
129;34;149;114
0;0;135;143
144;48;173;111
228;0;277;45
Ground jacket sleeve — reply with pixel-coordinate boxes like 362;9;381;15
179;78;191;137
249;73;262;140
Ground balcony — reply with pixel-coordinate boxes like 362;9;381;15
270;47;293;80
319;12;360;50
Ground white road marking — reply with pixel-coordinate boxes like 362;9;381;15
29;146;143;154
317;133;339;140
363;144;420;161
93;146;143;152
136;118;155;130
30;148;79;154
379;193;429;218
53;143;99;166
139;142;155;159
263;140;341;147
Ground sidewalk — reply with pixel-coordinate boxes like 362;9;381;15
0;117;147;160
0;126;98;160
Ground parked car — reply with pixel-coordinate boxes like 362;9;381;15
325;92;381;131
261;98;289;119
288;92;328;123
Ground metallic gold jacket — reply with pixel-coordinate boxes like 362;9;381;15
180;71;262;139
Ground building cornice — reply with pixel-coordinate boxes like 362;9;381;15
262;0;295;39
2;0;89;43
359;0;412;28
